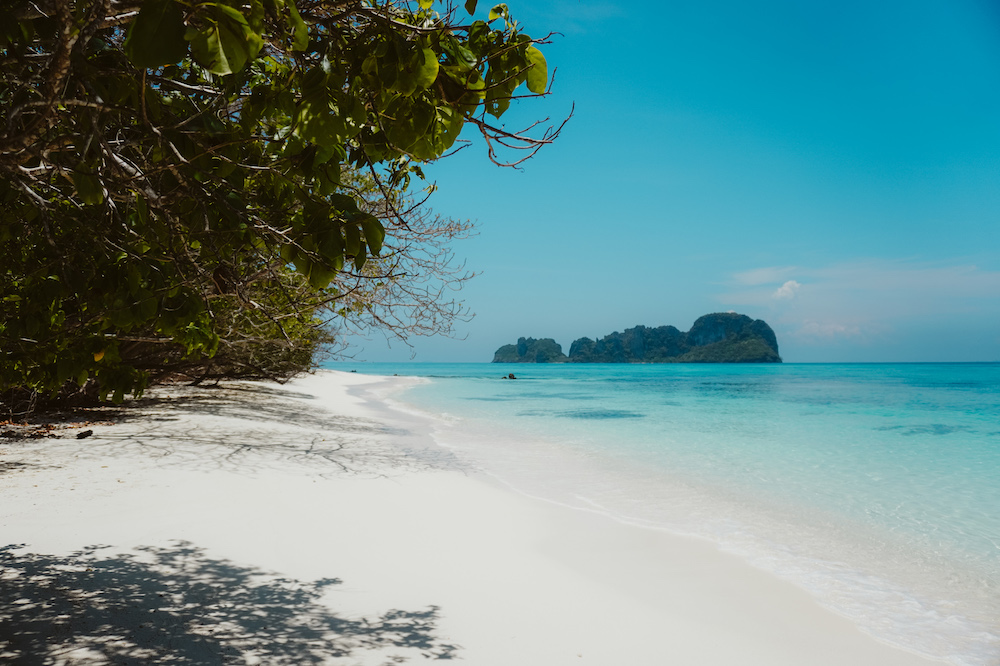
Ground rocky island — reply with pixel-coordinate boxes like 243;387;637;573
492;313;781;363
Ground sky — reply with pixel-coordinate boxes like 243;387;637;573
349;0;1000;363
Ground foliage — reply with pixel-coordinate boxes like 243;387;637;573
325;171;478;350
492;336;566;363
1;198;334;407
568;325;685;363
495;314;782;364
0;0;563;409
674;337;781;363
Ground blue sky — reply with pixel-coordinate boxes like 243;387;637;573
351;0;1000;363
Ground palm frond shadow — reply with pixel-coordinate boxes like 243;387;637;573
0;542;459;664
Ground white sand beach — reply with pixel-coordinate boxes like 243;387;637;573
0;370;944;665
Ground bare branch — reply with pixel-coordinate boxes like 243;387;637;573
467;102;573;167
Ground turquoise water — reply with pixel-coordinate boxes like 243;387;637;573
327;362;1000;664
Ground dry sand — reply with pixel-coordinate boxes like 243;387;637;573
0;370;944;664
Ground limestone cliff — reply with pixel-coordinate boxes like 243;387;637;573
492;313;780;363
492;337;568;363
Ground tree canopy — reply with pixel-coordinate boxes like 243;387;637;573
0;0;562;410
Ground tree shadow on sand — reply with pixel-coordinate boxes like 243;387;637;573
0;542;459;665
5;380;463;478
116;381;407;441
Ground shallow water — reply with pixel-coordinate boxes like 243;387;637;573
327;362;1000;665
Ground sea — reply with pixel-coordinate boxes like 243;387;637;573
325;361;1000;665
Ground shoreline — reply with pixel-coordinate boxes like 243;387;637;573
1;370;944;664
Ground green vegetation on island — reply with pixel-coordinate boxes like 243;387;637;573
493;313;781;363
493;337;568;363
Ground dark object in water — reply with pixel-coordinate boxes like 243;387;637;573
508;373;517;380
76;429;93;439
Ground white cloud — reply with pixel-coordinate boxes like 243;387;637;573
720;259;1000;316
772;280;801;300
714;258;1000;358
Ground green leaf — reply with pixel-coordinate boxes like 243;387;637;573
247;0;265;32
344;224;361;257
488;3;507;21
360;216;384;256
287;2;309;50
414;48;440;91
524;45;547;94
124;0;187;69
317;227;345;260
186;21;229;75
214;4;264;70
187;4;263;75
418;0;433;9
465;0;478;15
434;106;465;153
467;21;489;54
483;48;517;117
442;36;477;71
462;70;486;111
135;193;149;225
296;92;352;147
392;46;440;96
485;86;512;118
307;263;336;289
72;167;103;205
384;97;440;158
300;66;327;93
329;193;360;213
291;254;311;275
